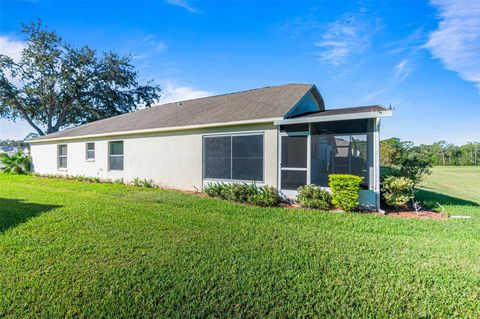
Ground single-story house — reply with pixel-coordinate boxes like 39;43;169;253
29;84;392;208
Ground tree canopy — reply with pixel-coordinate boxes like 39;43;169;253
0;20;161;136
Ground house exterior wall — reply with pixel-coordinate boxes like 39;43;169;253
30;123;278;191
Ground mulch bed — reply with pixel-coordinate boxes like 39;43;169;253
281;202;447;219
379;211;447;219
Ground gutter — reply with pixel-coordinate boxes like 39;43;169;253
274;110;393;126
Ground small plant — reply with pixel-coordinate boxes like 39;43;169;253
132;178;157;188
204;182;228;199
381;176;414;208
297;184;331;210
0;151;31;174
248;186;280;207
329;174;363;212
204;182;281;207
225;183;258;203
132;178;143;187
141;179;157;188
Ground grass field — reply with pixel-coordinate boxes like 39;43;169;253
1;170;480;318
420;166;480;204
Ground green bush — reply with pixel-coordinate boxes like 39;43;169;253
0;151;31;174
249;185;280;207
328;174;363;212
203;182;228;199
225;183;258;203
381;176;414;208
297;184;331;210
204;182;281;207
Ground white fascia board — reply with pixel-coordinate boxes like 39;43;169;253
28;117;282;144
273;110;393;126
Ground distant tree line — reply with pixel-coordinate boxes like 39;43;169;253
0;139;28;148
381;138;479;166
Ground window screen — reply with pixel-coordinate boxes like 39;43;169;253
204;136;231;179
232;135;263;181
86;143;95;160
58;145;67;168
281;136;307;168
109;141;124;170
311;134;369;187
203;134;264;181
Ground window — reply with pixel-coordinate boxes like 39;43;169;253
203;134;264;181
109;141;124;170
86;143;95;160
58;145;67;169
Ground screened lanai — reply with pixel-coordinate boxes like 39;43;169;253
275;106;392;208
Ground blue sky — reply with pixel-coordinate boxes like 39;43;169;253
0;0;479;144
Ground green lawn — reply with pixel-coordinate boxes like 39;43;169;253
420;166;480;204
1;173;480;318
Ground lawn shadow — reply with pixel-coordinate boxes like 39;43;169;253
416;188;479;208
0;198;62;233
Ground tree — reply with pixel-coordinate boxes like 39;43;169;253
0;20;161;136
380;137;432;187
380;138;405;166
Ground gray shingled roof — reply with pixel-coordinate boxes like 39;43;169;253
32;84;314;141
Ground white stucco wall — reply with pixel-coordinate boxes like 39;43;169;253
30;123;278;191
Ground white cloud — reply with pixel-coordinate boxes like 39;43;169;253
315;14;372;66
0;36;27;86
361;59;412;102
157;80;213;104
425;0;480;90
0;36;26;62
393;59;411;82
165;0;197;13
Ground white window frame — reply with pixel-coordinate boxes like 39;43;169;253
86;142;95;161
57;144;68;169
108;141;124;171
202;132;265;184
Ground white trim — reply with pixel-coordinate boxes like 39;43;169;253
29;117;281;144
373;117;381;209
273;110;393;126
280;167;308;171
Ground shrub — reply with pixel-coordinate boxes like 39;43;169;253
204;182;228;199
224;183;258;203
0;151;31;174
297;184;331;210
132;178;157;188
248;186;280;207
204;182;281;207
328;174;363;212
381;176;414;208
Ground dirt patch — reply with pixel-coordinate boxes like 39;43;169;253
376;211;447;219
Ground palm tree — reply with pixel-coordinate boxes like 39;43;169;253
0;151;31;174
